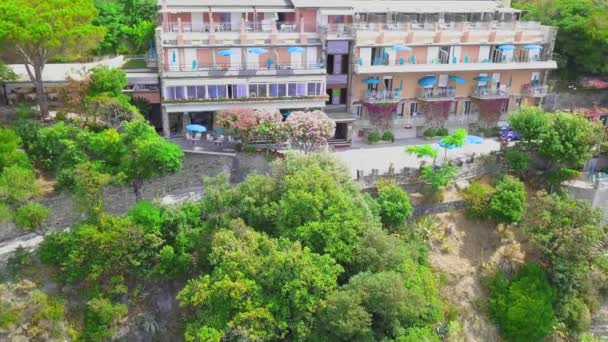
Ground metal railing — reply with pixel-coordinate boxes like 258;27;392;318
345;20;543;32
522;85;549;97
358;53;552;67
163;62;324;73
418;87;456;100
472;86;511;98
163;21;302;33
364;89;403;103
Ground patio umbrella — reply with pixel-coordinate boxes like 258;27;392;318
362;77;380;85
392;44;412;52
449;75;466;84
186;124;207;133
287;46;305;53
171;50;176;63
523;44;543;50
465;135;483;144
417;76;436;87
218;49;235;56
438;140;459;150
248;48;268;54
497;45;515;51
473;76;492;82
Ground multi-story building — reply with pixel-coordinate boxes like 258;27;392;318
156;0;557;143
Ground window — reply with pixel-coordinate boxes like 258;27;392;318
327;54;334;74
186;86;198;99
296;83;306;96
196;86;206;99
463;100;471;115
269;84;279;97
307;82;322;96
410;102;419;116
249;84;267;97
288;83;297;97
341;55;349;74
165;86;185;100
208;85;227;99
228;84;247;98
278;83;287;97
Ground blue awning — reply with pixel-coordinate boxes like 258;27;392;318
392;44;412;52
362;77;380;85
218;49;235;56
523;44;544;50
497;45;516;51
417;76;436;87
287;46;305;53
473;76;492;82
449;75;466;84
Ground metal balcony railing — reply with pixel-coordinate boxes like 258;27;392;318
163;62;324;73
364;89;403;103
418;87;456;100
346;20;543;32
163;21;304;33
472;86;511;99
358;53;552;68
522;84;549;97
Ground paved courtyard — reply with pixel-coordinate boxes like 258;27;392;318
335;137;502;178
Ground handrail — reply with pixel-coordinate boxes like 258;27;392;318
163;62;324;72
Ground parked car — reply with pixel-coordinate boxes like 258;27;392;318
499;125;521;141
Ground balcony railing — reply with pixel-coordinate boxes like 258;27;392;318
360;54;551;68
163;62;324;74
522;85;549;97
364;89;403;103
163;21;301;33
472;86;511;99
418;87;456;101
347;20;542;32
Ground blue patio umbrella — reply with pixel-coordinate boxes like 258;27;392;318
449;75;466;84
248;48;268;54
497;45;516;51
171;50;176;63
473;76;492;82
217;49;235;56
417;76;436;87
465;135;483;144
186;124;207;133
362;77;380;85
287;46;305;53
392;44;412;52
523;44;543;50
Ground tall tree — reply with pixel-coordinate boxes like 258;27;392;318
0;61;16;82
0;0;104;120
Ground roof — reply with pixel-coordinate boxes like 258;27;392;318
160;0;292;11
6;56;125;84
352;1;501;13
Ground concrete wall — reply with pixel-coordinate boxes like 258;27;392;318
0;151;273;244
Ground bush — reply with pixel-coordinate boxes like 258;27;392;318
242;146;258;153
127;200;163;235
488;176;526;224
462;181;495;219
423;128;438;138
82;297;127;342
381;131;394;142
376;180;413;230
488;263;555;342
13;202;50;231
55;111;67;121
557;296;591;334
436;127;449;136
367;131;381;143
505;150;530;173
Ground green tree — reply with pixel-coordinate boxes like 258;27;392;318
0;61;16;81
406;144;439;167
82;297;127;342
439;128;467;162
462;180;495;219
488;263;555;342
375;180;413;230
507;107;550;150
0;165;40;204
119;121;183;200
13;202;50;231
70;162;112;221
88;66;128;97
0;0;104;120
178;222;342;341
420;165;458;191
488;176;527;224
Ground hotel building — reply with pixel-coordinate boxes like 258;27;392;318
156;0;557;143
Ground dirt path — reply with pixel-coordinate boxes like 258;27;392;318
428;211;529;342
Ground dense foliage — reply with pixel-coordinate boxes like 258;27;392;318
514;0;608;78
375;180;413;230
488;176;527;224
35;154;450;341
488;263;555;342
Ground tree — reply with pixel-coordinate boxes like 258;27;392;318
375;180;413;230
0;0;104;120
462;180;495;219
86;94;141;129
284;110;336;153
177;222;342;341
439;128;467;162
256;109;286;153
420;165;458;191
405;144;439;167
119;121;183;200
488;176;527;224
216;108;260;145
488;263;555;342
0;61;16;81
507;106;550;150
88;66;128;97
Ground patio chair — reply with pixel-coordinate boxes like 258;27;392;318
206;133;214;143
192;133;202;144
214;134;225;145
409;55;416;64
185;131;193;143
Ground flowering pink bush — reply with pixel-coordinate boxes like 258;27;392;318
285;110;335;153
256;109;286;148
216;108;259;143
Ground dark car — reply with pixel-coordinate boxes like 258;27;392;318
499;125;521;141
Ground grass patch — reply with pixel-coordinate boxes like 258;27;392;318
122;59;147;69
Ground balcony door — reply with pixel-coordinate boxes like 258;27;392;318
230;48;242;70
230;13;241;31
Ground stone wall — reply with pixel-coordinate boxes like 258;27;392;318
544;89;608;112
356;152;501;190
0;151;273;244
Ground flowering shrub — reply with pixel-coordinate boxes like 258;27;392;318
257;109;286;151
362;102;397;130
285;110;335;153
216;108;259;143
475;98;506;128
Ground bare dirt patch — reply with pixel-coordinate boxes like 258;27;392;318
429;211;531;342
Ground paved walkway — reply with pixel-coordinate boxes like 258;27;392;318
335;137;502;178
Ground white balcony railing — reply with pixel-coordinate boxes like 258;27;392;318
472;86;511;99
364;89;403;103
418;87;456;100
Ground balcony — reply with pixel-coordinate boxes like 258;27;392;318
162;21;301;34
363;89;403;104
349;20;543;33
471;86;511;100
354;55;557;74
418;87;456;101
522;84;549;97
163;62;326;78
